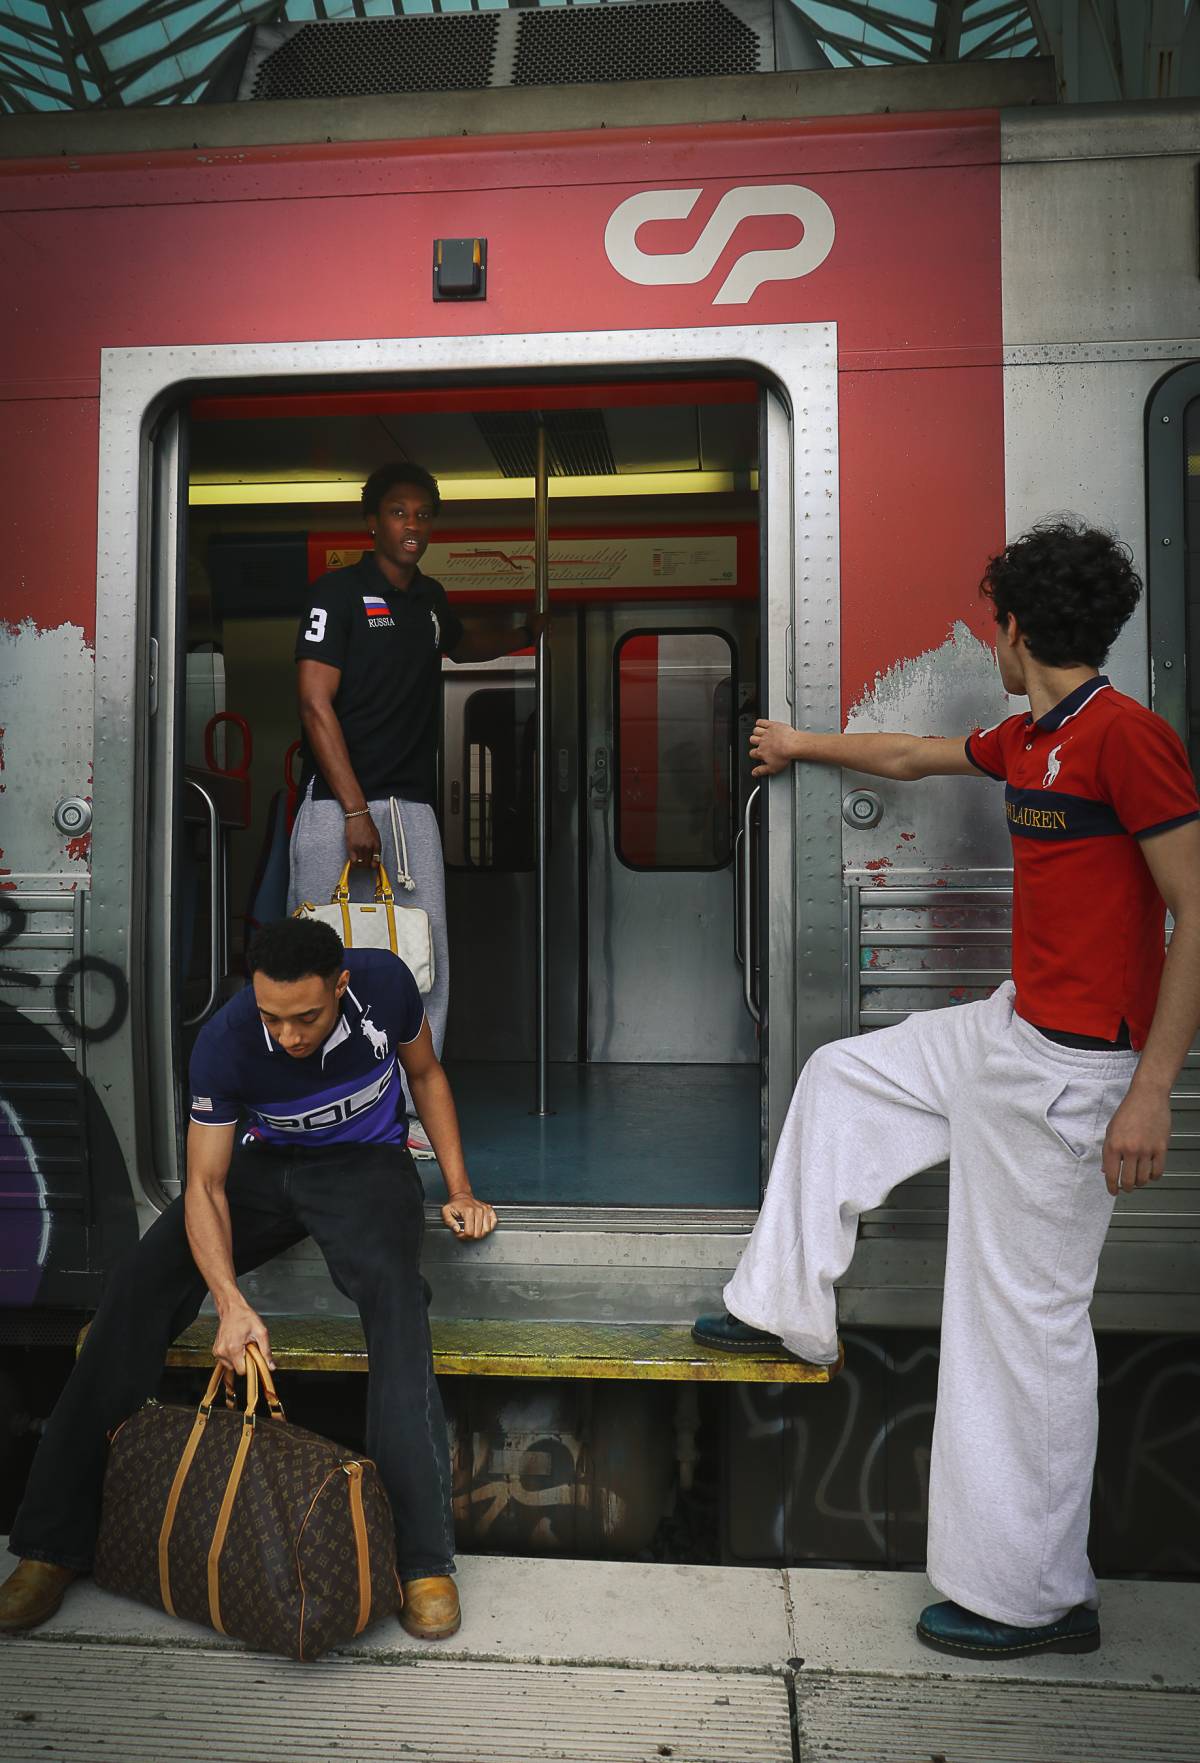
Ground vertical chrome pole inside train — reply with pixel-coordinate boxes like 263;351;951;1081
533;419;552;1115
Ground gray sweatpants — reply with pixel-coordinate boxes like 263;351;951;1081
725;981;1137;1629
287;789;449;1116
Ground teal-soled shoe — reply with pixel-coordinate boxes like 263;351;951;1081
691;1311;789;1354
916;1599;1100;1660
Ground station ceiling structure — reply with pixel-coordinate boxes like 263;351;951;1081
0;0;1195;113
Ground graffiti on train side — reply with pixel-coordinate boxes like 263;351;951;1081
0;897;129;1043
726;1331;1200;1574
445;1382;674;1556
0;897;136;1309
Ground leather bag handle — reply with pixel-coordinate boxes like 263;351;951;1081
330;858;395;907
243;1342;285;1420
196;1346;284;1421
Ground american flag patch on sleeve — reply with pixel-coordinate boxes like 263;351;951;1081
192;1096;212;1111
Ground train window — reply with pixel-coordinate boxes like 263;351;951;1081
461;685;536;871
614;629;735;870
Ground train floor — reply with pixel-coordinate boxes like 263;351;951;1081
429;1061;761;1208
2;1543;1196;1762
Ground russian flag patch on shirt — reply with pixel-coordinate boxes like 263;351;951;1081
362;594;393;625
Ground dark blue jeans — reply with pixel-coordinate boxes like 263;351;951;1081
11;1141;455;1581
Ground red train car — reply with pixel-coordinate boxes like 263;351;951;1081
1;21;1196;1565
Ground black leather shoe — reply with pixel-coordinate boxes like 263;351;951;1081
691;1311;789;1354
917;1599;1100;1659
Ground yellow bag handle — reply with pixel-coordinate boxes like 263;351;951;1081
330;860;395;906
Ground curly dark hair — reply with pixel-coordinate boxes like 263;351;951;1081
247;919;345;983
979;520;1141;669
361;461;441;518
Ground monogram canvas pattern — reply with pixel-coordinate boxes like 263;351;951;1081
94;1394;400;1660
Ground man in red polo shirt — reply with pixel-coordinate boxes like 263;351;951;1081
695;521;1200;1659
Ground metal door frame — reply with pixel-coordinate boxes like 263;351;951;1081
89;323;840;1230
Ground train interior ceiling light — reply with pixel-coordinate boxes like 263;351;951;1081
186;388;762;508
188;474;758;505
3;3;1195;115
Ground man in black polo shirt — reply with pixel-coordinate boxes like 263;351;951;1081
288;462;537;1155
0;919;494;1643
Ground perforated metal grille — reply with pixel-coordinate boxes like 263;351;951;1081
476;410;617;479
250;18;499;101
513;0;761;88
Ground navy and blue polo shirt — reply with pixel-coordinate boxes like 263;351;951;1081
188;949;425;1151
966;676;1200;1048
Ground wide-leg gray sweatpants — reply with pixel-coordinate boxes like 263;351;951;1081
287;789;449;1117
724;981;1137;1629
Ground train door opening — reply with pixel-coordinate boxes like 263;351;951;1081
154;374;779;1213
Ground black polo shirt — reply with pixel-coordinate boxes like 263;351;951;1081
295;554;463;805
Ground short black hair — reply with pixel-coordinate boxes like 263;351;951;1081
247;919;345;983
361;462;441;518
980;519;1141;669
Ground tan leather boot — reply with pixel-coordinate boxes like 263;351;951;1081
0;1560;78;1634
398;1575;461;1640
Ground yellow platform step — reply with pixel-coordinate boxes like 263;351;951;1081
162;1317;840;1384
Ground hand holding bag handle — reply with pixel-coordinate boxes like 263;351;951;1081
331;859;396;905
157;1345;286;1620
294;829;434;990
329;858;398;950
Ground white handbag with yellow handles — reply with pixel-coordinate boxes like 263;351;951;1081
293;819;435;994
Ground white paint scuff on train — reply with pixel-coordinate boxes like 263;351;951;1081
0;619;93;875
843;622;1011;873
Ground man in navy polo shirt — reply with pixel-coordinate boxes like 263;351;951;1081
0;919;493;1643
695;521;1200;1659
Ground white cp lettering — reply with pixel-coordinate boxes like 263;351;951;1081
603;184;835;306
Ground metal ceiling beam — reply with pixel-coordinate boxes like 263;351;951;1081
817;1;933;57
965;13;1038;56
1026;1;1197;102
2;0;1194;109
930;0;965;60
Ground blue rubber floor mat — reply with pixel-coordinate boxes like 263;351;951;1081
429;1061;759;1207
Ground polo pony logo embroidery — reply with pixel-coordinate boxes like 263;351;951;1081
1042;742;1065;788
361;1015;389;1061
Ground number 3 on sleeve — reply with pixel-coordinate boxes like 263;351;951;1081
305;607;327;643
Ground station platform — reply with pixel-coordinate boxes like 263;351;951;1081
163;1315;839;1383
2;1541;1196;1762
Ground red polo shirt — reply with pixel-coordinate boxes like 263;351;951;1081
966;676;1199;1048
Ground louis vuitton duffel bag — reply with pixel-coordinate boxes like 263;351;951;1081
93;1343;402;1660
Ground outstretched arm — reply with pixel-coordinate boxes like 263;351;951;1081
1102;819;1200;1195
399;1021;497;1241
184;1121;274;1374
750;719;982;781
447;611;546;665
